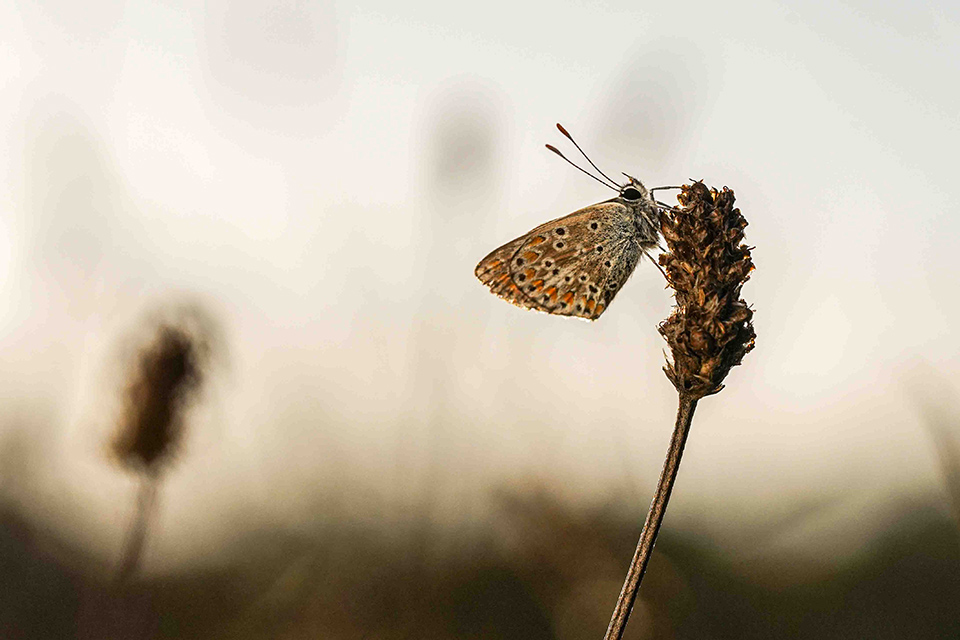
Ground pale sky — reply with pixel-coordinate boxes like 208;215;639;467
1;0;958;568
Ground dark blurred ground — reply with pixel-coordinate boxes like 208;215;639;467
2;483;959;640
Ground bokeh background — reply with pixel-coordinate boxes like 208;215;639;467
2;1;959;638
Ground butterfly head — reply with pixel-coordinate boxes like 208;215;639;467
612;174;661;248
618;174;651;204
612;173;657;213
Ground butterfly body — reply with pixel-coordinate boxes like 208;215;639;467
475;176;660;320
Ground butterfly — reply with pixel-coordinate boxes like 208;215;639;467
475;124;672;321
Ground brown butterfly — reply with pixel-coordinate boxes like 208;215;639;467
475;124;671;320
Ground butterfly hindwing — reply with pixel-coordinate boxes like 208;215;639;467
475;202;642;320
474;234;539;311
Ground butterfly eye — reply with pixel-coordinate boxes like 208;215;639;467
621;187;642;201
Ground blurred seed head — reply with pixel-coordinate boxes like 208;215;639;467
658;182;756;398
598;41;710;167
111;312;214;474
424;80;505;209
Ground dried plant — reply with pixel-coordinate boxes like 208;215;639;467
604;181;755;639
112;320;209;584
112;325;204;472
658;182;755;398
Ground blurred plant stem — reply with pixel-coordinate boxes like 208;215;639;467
603;395;696;640
115;471;159;585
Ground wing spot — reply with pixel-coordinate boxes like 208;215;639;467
579;274;588;282
604;260;612;267
575;304;582;312
589;285;598;293
516;258;524;266
555;241;565;249
596;245;603;253
544;260;553;267
564;275;572;282
590;222;599;230
552;268;560;276
517;274;526;282
555;228;566;235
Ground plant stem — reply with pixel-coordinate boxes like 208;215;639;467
116;472;158;585
603;394;698;640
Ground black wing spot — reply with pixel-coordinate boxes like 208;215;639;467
517;274;526;282
579;274;588;282
555;241;565;249
589;285;598;293
590;222;598;230
604;260;611;267
552;268;560;276
544;260;553;267
555;228;566;235
596;246;603;253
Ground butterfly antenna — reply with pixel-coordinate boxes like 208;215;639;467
545;144;618;192
556;123;621;189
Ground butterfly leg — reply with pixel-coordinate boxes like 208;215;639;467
641;246;668;280
650;185;682;197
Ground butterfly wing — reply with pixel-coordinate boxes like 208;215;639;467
474;234;538;312
475;202;643;320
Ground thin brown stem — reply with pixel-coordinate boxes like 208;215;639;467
115;472;158;585
603;394;698;640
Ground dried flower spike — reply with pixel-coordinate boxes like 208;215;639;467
111;319;209;585
658;181;755;399
111;325;204;473
604;181;755;640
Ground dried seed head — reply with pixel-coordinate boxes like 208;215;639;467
658;181;756;399
111;323;206;473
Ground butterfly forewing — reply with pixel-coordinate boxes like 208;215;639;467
475;202;642;320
